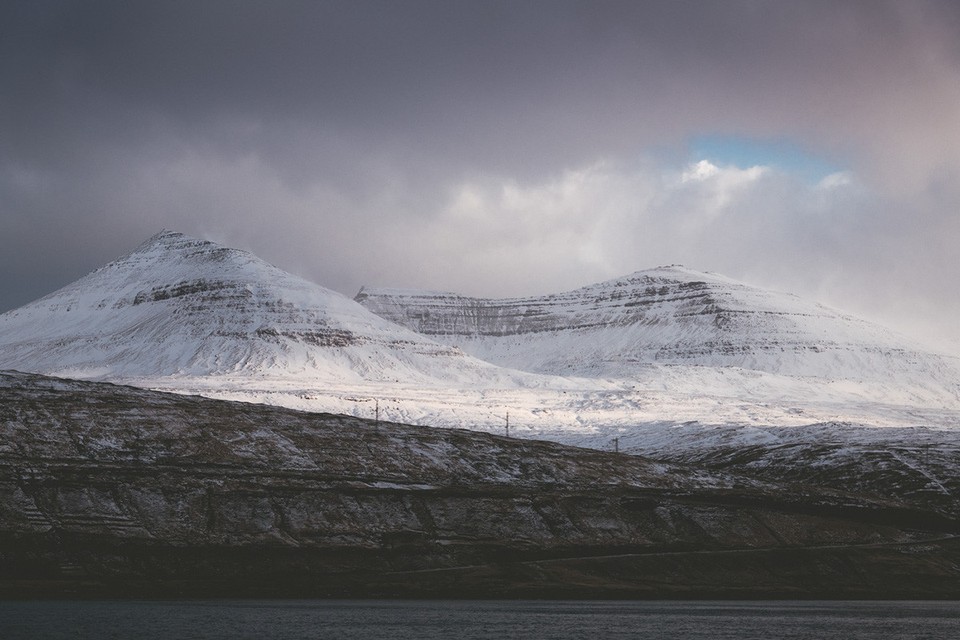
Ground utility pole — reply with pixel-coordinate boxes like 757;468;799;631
613;436;619;453
505;411;510;438
375;399;380;425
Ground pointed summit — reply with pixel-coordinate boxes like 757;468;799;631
118;229;196;261
141;228;184;244
0;232;512;384
108;230;256;272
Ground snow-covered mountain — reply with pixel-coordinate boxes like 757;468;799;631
0;231;535;387
356;267;960;395
1;231;958;441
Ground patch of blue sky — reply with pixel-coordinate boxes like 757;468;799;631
689;135;843;183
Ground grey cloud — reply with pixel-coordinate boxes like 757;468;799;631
5;1;957;178
1;0;959;350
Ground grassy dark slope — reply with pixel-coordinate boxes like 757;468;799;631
2;371;958;598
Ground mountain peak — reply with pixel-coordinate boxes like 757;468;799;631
0;232;503;383
605;265;737;289
129;229;195;255
124;230;246;263
144;228;185;243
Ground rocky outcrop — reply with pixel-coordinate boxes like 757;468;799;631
2;371;959;598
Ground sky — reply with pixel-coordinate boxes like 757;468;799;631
2;0;959;353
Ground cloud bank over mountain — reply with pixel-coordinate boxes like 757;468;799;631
2;0;958;350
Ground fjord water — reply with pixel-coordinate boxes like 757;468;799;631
2;600;958;639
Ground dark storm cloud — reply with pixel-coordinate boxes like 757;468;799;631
7;0;937;175
1;1;959;348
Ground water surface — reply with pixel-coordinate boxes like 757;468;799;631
2;600;958;639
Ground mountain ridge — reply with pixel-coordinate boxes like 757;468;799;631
355;264;959;387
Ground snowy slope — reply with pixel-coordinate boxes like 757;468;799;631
356;267;960;399
1;231;958;447
0;231;540;387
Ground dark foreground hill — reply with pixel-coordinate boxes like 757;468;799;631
2;371;959;599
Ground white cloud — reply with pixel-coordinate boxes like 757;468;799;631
417;163;659;293
678;159;767;185
680;159;721;182
817;171;854;189
403;159;812;297
673;160;770;227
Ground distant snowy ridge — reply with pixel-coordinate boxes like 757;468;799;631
356;266;960;397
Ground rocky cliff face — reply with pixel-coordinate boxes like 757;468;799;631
3;371;959;598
